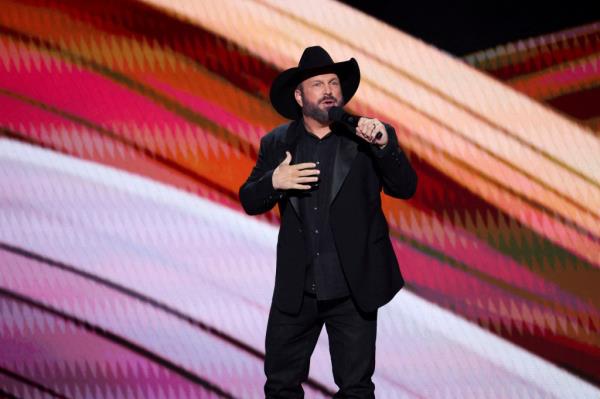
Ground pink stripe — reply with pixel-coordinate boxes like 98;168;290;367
0;94;242;212
390;206;594;313
393;240;584;339
0;40;250;158
0;300;216;398
141;74;269;148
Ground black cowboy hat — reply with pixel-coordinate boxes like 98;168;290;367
269;46;360;120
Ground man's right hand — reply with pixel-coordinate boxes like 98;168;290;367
272;151;320;190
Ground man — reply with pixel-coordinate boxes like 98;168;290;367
239;46;417;398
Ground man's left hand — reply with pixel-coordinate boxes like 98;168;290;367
356;118;388;149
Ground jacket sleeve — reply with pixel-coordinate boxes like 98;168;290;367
369;124;418;199
239;135;285;215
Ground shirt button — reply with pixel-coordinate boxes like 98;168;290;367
316;161;320;165
316;252;320;256
313;206;318;211
311;283;316;291
315;229;319;234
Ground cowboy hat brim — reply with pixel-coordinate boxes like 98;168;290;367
269;58;360;120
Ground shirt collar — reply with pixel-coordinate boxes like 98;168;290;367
302;123;333;141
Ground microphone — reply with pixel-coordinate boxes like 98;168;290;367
328;106;382;140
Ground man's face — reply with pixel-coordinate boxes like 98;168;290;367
295;73;343;124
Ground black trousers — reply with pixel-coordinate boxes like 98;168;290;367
264;293;377;398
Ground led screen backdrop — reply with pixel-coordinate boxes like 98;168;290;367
0;0;599;398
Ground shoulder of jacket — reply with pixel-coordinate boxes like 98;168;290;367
261;121;293;144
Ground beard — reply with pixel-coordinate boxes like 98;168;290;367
301;93;343;124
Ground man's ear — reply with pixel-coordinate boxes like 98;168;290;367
294;89;303;107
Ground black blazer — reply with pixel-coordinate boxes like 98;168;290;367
239;120;417;313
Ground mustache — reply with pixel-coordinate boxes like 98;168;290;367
320;96;337;103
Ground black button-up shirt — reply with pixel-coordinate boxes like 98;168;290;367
295;124;350;300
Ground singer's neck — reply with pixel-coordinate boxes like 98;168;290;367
302;116;331;138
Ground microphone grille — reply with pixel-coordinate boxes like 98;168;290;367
328;106;345;122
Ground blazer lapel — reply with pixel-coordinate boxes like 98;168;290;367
329;133;358;205
281;122;358;213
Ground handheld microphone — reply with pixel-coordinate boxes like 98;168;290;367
328;106;383;140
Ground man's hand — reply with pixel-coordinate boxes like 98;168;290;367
356;118;388;149
272;151;320;190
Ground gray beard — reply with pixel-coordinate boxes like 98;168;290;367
301;94;344;124
303;101;330;124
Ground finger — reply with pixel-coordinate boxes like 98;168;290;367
281;151;292;165
365;123;378;142
292;184;312;190
357;117;370;128
297;168;320;176
296;176;319;183
355;125;367;137
293;162;318;170
356;125;371;141
373;125;385;142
